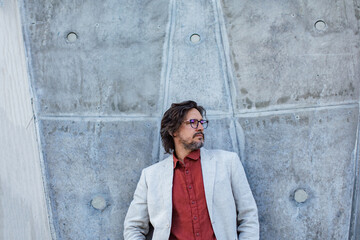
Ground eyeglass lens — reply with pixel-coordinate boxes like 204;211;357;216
190;119;208;129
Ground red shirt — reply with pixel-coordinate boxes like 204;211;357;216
169;149;217;240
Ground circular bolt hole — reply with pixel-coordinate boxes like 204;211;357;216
294;189;308;203
91;196;107;210
67;32;78;42
190;33;201;43
314;20;326;31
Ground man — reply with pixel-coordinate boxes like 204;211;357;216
124;100;259;239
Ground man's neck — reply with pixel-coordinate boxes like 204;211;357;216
174;148;192;164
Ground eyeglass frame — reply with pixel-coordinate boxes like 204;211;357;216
183;119;209;129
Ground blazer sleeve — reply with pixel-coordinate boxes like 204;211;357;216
230;153;260;240
123;169;149;240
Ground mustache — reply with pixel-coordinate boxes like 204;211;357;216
193;132;204;138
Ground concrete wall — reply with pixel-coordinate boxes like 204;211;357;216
19;0;360;239
0;0;52;239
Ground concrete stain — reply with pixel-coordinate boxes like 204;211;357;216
295;91;321;101
255;100;270;109
277;96;290;104
294;82;356;102
349;82;355;92
234;62;239;71
299;116;309;125
59;126;69;133
270;116;280;124
245;97;253;109
355;7;360;20
240;88;248;94
48;126;57;135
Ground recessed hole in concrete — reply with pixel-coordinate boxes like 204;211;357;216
294;189;308;203
91;196;107;210
67;32;78;42
190;34;201;43
314;20;326;31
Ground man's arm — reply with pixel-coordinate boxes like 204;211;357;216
230;153;260;239
123;170;150;240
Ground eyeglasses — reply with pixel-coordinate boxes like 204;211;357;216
183;119;209;129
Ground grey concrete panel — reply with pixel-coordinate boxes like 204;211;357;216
238;106;358;239
39;119;158;239
203;117;238;152
22;0;169;115
166;0;230;113
221;0;359;112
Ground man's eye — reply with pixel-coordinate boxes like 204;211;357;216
189;119;196;123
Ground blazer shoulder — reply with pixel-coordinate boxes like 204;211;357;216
142;155;172;174
203;148;238;159
202;149;241;168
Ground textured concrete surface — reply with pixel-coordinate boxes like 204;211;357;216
166;0;231;113
22;0;169;116
39;119;158;239
0;0;51;239
221;0;359;112
18;0;360;239
238;106;358;239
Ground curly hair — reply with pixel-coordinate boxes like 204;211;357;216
160;100;206;154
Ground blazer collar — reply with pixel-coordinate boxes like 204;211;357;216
161;154;174;224
200;148;216;222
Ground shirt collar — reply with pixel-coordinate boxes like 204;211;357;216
173;149;201;169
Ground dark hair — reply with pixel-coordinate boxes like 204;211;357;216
160;100;206;153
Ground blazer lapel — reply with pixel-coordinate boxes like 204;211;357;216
200;148;216;221
161;155;174;224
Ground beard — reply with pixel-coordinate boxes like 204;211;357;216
180;133;205;151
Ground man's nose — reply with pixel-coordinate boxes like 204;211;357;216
197;122;204;131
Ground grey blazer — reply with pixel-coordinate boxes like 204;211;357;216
124;148;259;240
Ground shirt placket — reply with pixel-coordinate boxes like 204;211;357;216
184;160;201;240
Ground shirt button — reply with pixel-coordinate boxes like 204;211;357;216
192;201;195;204
186;170;189;174
188;185;192;189
193;216;197;220
196;232;200;236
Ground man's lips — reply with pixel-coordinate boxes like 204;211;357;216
193;133;204;138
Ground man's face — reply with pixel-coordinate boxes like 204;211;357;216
173;108;205;151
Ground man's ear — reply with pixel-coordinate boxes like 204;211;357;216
171;131;177;137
